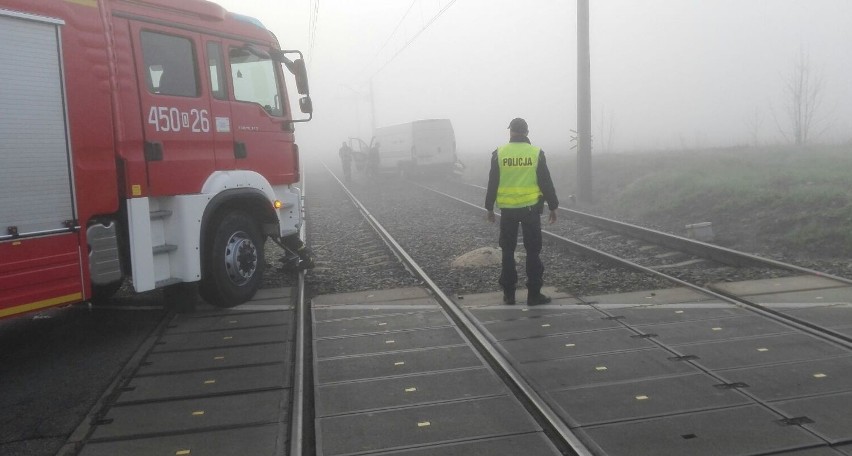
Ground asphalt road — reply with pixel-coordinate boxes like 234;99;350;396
0;292;166;456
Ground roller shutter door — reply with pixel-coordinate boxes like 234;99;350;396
0;10;74;239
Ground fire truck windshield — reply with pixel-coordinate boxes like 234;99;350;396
230;48;284;116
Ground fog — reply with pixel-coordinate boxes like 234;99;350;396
213;0;852;158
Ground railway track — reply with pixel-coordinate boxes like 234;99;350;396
309;164;852;455
421;181;852;348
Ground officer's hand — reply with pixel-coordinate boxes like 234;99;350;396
548;210;557;224
486;210;496;223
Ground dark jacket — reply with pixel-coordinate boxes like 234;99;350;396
484;136;558;212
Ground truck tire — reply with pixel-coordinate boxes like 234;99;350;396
200;212;265;307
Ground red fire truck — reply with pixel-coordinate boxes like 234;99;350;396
0;0;312;318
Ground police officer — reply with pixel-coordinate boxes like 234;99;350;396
485;118;558;305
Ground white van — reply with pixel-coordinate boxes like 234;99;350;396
368;119;457;176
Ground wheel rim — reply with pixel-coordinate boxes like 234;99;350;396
223;230;257;286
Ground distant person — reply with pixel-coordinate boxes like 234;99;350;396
338;141;353;182
485;118;558;305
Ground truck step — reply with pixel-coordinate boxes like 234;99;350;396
152;244;177;254
150;210;173;220
155;277;182;288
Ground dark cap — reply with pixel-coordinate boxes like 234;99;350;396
508;117;528;134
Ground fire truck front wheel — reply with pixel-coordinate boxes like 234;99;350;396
200;212;266;307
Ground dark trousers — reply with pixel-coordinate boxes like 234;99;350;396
498;206;544;294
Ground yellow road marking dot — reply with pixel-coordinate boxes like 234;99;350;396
816;296;823;300
214;356;225;360
521;308;529;312
223;336;233;340
565;343;576;347
757;348;769;352
595;366;608;371
394;361;405;366
385;340;395;344
541;323;551;327
176;450;191;455
204;380;216;384
405;387;417;392
378;322;387;326
675;310;684;314
813;373;827;378
228;320;238;323
192;411;205;416
712;327;723;331
635;395;649;400
417;421;431;427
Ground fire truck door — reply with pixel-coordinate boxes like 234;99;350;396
203;40;235;170
223;39;296;182
131;23;215;196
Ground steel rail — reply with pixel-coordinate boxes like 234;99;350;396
324;164;594;456
288;175;308;456
420;183;852;349
465;182;852;286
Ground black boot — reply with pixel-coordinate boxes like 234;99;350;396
296;245;315;270
527;291;551;305
503;289;515;305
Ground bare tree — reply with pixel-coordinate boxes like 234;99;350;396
775;48;826;145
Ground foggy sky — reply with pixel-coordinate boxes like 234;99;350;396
212;0;852;158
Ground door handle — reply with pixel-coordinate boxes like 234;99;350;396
234;141;247;159
144;141;163;161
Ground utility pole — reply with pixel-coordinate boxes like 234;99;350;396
577;0;593;202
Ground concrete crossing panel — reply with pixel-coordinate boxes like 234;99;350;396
719;355;852;401
775;391;852;444
316;368;506;416
641;315;795;345
89;390;287;441
78;424;280;456
500;328;656;363
482;310;622;341
316;396;539;456
315;326;465;359
680;333;848;370
313;310;451;339
316;345;483;384
578;405;822;456
548;373;750;427
363;433;561;456
137;342;289;375
153;325;289;352
167;310;291;333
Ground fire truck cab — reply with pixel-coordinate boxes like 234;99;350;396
0;0;312;318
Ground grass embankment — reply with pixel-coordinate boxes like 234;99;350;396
545;145;852;258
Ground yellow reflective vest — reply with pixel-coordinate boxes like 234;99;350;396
496;142;542;208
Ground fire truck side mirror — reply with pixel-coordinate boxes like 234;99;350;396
292;59;309;95
299;96;313;114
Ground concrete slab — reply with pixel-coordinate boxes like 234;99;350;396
775;391;852;444
746;287;852;305
641;315;795;345
482;310;622;341
316;396;539;456
522;348;698;390
78;424;280;456
312;288;431;306
315;326;466;359
115;363;289;404
453;287;577;307
613;305;748;326
252;287;293;301
681;333;848;370
839;444;852;456
709;276;848;296
365;433;561;456
316;368;505;416
313;310;451;339
500;328;657;363
582;287;717;305
167;310;291;334
578;405;822;456
548;373;750;427
467;306;596;323
315;345;482;384
138;342;289;375
89;390;286;440
781;305;852;328
153;325;289;352
313;305;438;321
719;355;852;402
774;448;849;456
